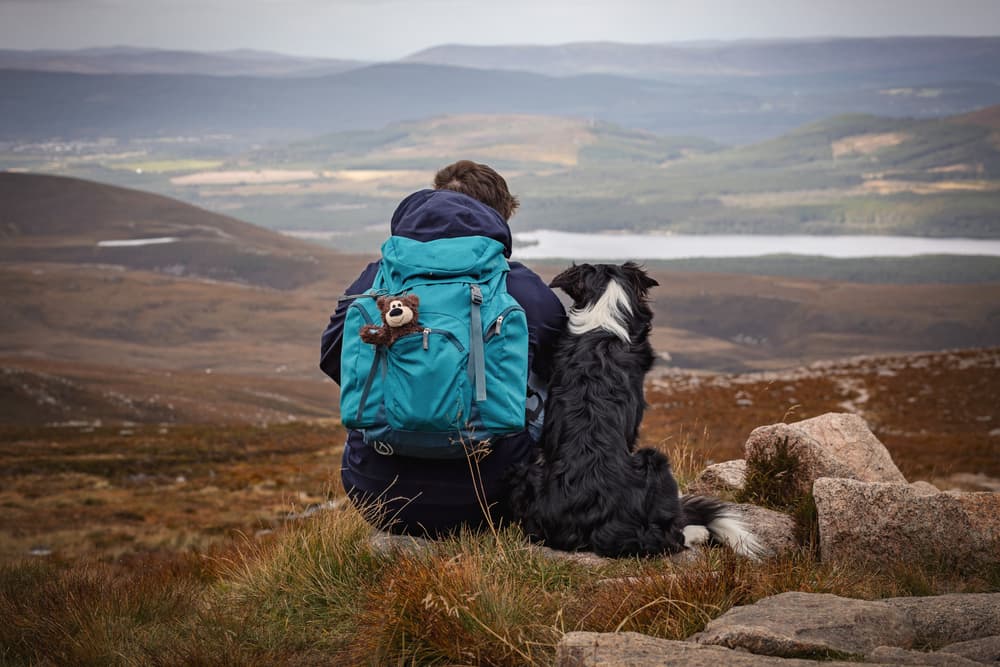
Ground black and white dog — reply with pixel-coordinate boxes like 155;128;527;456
507;262;761;558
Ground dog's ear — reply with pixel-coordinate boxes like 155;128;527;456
549;263;590;301
622;262;658;294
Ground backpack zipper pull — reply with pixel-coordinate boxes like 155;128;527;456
422;328;431;350
494;315;503;336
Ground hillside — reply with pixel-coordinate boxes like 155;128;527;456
4;38;1000;147
0;172;358;289
1;174;998;429
0;47;366;77
55;107;1000;242
404;37;1000;83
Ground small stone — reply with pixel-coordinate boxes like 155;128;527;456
369;531;433;556
687;460;747;497
909;481;939;496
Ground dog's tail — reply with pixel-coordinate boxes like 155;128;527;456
680;494;764;560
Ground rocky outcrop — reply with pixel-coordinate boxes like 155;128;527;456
865;646;984;666
691;591;915;658
813;478;1000;572
744;413;906;495
559;593;1000;666
556;631;876;666
936;635;1000;663
883;593;1000;646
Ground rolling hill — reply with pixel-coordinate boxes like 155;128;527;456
1;171;998;416
67;107;1000;242
0;46;366;77
404;37;1000;83
0;172;358;289
4;37;1000;146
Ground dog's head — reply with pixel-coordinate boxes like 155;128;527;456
550;262;658;343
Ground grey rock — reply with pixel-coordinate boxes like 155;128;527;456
937;635;1000;663
687;459;747;497
533;543;708;566
369;531;433;556
729;504;798;557
868;645;984;665
693;591;915;658
556;631;882;666
744;413;905;495
814;478;1000;572
531;545;611;566
884;593;1000;647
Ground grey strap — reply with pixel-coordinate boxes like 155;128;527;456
469;284;487;402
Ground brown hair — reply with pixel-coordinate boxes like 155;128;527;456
433;160;520;221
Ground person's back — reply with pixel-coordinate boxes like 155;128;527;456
320;161;566;536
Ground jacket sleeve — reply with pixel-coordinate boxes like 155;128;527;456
319;261;380;385
506;262;567;383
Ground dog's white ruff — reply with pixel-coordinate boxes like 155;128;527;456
567;279;632;344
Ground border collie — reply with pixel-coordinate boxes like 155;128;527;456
507;262;761;559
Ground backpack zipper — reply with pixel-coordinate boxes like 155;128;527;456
392;329;464;351
484;306;523;342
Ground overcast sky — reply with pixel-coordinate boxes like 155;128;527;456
2;0;1000;61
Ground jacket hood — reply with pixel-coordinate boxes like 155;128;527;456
390;189;513;258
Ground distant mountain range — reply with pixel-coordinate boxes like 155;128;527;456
404;37;1000;83
0;46;367;77
2;38;1000;144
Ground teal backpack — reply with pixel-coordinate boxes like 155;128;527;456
339;235;529;458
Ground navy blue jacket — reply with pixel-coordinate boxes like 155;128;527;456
319;189;566;536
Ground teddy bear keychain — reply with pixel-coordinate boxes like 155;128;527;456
359;294;423;346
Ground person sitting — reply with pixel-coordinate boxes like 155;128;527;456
320;160;566;537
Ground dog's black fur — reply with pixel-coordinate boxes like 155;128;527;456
507;262;755;558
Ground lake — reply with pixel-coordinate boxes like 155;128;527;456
511;231;1000;260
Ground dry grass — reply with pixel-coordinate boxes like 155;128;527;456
4;500;996;667
1;348;998;663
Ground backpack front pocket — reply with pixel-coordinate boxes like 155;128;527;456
385;330;471;432
480;306;528;433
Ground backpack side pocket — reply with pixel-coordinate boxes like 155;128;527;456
340;300;383;429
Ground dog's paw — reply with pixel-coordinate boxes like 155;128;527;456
682;524;711;547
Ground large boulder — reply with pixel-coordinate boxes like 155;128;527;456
744;413;906;495
813;478;1000;572
691;591;915;658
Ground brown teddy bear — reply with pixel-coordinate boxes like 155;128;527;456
359;294;422;347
